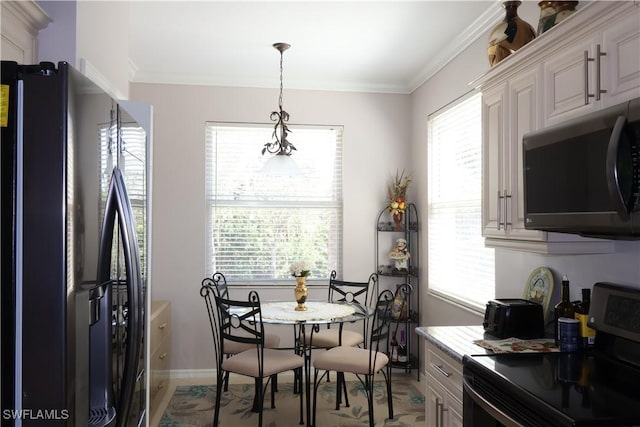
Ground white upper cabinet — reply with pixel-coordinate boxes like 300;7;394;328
474;1;639;254
543;7;640;126
1;1;50;63
482;67;542;243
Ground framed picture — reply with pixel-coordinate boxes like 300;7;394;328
523;267;554;323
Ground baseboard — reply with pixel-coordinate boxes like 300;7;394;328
169;369;297;380
168;369;215;380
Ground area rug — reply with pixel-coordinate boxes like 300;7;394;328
159;376;425;427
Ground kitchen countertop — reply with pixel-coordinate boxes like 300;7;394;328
415;325;493;363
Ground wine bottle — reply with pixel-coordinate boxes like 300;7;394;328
554;275;575;345
398;330;408;363
390;331;399;362
574;288;595;348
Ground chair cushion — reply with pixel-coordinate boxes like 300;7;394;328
313;346;389;375
223;348;304;378
223;333;280;355
303;329;363;348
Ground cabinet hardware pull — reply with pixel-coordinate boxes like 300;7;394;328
584;50;595;104
157;382;164;390
504;191;512;229
596;44;607;100
158;322;167;330
159;352;167;360
430;363;451;377
436;399;448;427
497;190;503;231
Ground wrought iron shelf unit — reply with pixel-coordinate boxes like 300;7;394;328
375;203;419;380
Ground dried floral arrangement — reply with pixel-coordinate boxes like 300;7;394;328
387;170;412;216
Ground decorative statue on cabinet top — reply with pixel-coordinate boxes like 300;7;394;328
387;170;412;231
488;1;536;66
389;238;410;272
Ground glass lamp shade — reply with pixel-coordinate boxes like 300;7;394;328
260;153;304;176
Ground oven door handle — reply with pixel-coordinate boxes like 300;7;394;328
463;378;524;427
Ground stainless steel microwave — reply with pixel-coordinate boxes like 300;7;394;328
523;97;640;239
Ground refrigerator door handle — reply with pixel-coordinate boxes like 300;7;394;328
96;167;143;427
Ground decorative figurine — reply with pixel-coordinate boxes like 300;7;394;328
389;238;410;271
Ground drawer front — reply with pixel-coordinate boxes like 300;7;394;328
425;344;463;400
150;301;171;355
150;339;171;409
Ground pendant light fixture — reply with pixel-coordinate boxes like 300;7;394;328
261;42;302;176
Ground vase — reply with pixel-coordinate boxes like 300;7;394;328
392;212;404;231
294;276;308;311
488;1;536;67
537;1;578;35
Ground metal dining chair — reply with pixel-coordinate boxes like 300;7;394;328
301;270;377;409
202;273;281;392
311;289;395;427
200;285;304;427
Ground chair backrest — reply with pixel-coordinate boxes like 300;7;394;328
390;283;413;320
327;270;378;311
200;272;239;369
200;276;223;369
214;290;267;376
210;271;230;299
367;289;395;365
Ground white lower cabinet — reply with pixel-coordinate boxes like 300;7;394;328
426;379;463;427
425;341;463;427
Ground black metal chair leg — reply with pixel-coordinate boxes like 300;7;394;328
367;376;375;427
385;372;394;419
271;375;277;409
214;372;224;427
343;372;350;407
298;367;304;425
335;371;342;410
223;370;230;391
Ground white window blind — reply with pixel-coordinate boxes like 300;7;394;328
205;123;343;281
427;92;495;309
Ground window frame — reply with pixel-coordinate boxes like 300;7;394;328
204;122;344;284
427;91;495;312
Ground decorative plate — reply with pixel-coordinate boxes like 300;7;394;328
523;267;554;323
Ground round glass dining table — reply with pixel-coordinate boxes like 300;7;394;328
259;300;372;426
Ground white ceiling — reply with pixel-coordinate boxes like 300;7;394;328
128;1;503;94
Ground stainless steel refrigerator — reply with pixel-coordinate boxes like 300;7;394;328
1;61;151;427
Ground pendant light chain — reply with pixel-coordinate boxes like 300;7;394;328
279;49;284;112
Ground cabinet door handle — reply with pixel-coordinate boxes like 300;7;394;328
596;44;607;101
436;399;448;427
430;363;451;378
497;190;503;231
584;50;596;104
158;322;167;330
504;191;512;229
159;352;168;360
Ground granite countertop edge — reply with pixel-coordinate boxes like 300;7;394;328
415;325;490;363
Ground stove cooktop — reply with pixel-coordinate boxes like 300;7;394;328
465;350;640;426
464;283;640;426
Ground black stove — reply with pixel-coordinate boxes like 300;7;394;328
463;282;640;427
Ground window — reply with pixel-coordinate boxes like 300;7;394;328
99;120;148;277
427;92;495;309
205;123;343;282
